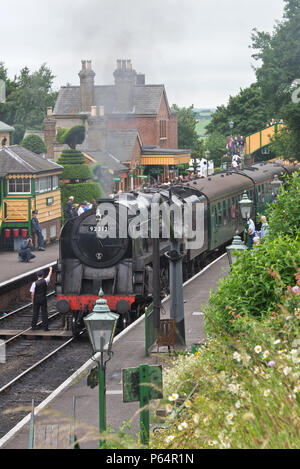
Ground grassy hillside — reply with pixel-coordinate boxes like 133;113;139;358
193;108;215;138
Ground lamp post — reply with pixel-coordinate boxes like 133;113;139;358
84;288;119;448
271;174;283;197
238;190;253;248
226;233;247;268
229;120;235;136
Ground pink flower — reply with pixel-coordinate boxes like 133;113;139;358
292;286;299;294
268;361;276;367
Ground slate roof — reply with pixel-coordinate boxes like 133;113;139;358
107;129;141;162
23;129;45;141
53;84;166;116
0;121;15;132
0;145;63;177
84;150;128;172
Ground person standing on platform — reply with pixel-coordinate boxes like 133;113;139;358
18;236;35;262
77;201;86;216
65;196;74;220
261;215;269;239
30;267;53;331
31;210;45;251
247;214;256;250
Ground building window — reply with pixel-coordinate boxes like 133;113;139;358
52;175;59;190
36;176;52;193
8;178;31;194
160;119;167;139
50;224;56;238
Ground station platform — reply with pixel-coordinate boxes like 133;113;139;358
0;243;59;286
0;254;230;449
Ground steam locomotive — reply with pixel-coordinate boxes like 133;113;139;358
56;161;296;336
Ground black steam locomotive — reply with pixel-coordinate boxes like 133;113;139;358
56;161;296;335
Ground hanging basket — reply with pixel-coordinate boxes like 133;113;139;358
13;228;20;238
21;229;28;239
4;229;11;239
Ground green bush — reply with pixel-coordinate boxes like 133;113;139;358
56;128;68;144
204;235;300;335
60;164;93;181
21;133;47;154
266;171;300;240
57;149;86;165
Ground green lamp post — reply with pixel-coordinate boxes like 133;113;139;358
239;190;253;247
226;233;247;268
84;288;119;448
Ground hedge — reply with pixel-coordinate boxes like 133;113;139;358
60;182;104;221
21;134;47;154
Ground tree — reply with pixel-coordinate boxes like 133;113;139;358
172;104;201;151
251;0;300;115
21;134;47;154
205;84;270;138
204;132;227;167
57;125;104;219
0;63;57;143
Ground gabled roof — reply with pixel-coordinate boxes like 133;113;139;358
53;84;166;117
107;129;141;162
0;145;63;177
83;150;128;172
0;121;15;132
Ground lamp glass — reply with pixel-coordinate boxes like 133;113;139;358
239;191;253;219
84;313;119;354
226;234;247;267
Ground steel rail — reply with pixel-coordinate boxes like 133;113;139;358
0;291;55;321
0;334;80;395
1;311;61;346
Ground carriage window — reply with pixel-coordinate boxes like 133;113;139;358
223;200;227;225
228;199;231;222
217;202;222;225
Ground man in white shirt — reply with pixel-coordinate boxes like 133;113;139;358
30;267;52;331
77;202;85;216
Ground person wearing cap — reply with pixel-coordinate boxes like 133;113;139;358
31;210;45;251
77;201;86;216
18;236;36;262
30;266;53;331
65;196;75;220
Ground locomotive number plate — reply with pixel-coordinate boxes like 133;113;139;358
88;225;108;232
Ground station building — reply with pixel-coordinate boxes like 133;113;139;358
0;145;63;250
44;59;190;191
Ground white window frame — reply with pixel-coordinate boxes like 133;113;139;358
7;178;31;194
52;175;59;190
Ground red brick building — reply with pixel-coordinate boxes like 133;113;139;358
44;59;190;191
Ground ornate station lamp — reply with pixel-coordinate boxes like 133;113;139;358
226;233;247;268
84;288;119;447
239;190;253;220
271;174;283;196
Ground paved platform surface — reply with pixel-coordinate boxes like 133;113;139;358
0;243;59;285
1;254;230;449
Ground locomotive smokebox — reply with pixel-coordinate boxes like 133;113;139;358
116;299;130;315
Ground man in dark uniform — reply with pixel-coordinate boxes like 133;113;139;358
31;210;45;251
30;266;53;331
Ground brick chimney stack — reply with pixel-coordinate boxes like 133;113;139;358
113;59;137;113
79;59;96;113
87;106;107;151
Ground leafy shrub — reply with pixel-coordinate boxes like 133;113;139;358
204;235;300;335
266;171;300;239
60;181;104;220
21;133;47;154
150;280;300;449
60;165;93;181
57;149;86;165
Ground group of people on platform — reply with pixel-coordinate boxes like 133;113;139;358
265;118;284;128
64;197;97;221
247;214;269;250
18;210;46;263
226;136;245;169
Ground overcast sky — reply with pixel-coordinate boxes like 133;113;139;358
1;0;284;108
